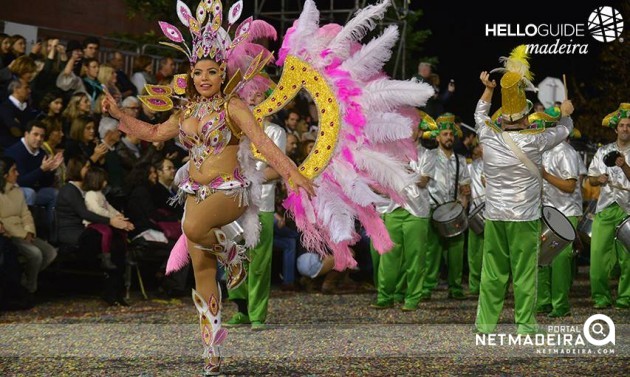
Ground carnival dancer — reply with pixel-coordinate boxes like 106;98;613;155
587;103;630;309
467;142;484;296
536;107;583;317
103;0;433;374
371;111;433;310
421;113;470;300
473;45;574;334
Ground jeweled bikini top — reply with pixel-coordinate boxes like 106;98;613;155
179;95;232;170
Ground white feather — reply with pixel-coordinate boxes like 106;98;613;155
328;0;390;59
360;78;434;112
352;147;416;191
288;0;320;56
330;160;384;206
364;111;413;143
314;182;355;243
341;25;399;81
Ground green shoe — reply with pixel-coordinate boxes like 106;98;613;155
536;304;552;314
448;291;466;300
593;302;612;309
401;304;418;312
615;301;630;309
251;321;267;331
548;310;571;318
224;312;250;328
370;301;394;309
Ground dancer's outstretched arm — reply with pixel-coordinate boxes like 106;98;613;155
101;89;179;142
227;96;316;197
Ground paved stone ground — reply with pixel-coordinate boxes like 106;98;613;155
1;266;628;376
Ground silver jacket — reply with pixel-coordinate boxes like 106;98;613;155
427;147;470;209
378;145;434;218
587;142;630;215
542;141;582;217
468;158;485;209
255;122;287;212
474;100;573;221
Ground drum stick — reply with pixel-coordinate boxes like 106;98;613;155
563;74;568;99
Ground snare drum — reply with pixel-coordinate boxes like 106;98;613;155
432;201;468;238
577;200;597;239
468;203;486;235
616;217;630;252
221;220;244;243
539;206;576;266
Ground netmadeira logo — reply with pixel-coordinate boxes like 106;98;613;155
485;6;624;54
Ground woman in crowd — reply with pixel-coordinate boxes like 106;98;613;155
64;115;108;165
97;64;122;105
61;92;91;136
2;35;26;66
130;55;155;95
41;117;66;188
55;155;133;305
0;156;57;294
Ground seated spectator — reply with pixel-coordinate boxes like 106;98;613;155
81;58;102;112
4;121;62;227
2;35;26;67
151;158;184;221
83;166;132;269
0;156;57;294
56;155;133;305
64;116;108;166
283;109;301;139
0;34;10;63
285;134;299;164
130;55;155;95
82;37;100;61
2;56;36;100
39;91;65;119
97;64;122;105
55;40;86;97
155;56;175;84
0;225;35;311
116;129;144;176
61;92;91;136
108;52;136;98
121;96;141;118
30;39;66;106
0;79;39;150
97;117;126;206
41;117;66;188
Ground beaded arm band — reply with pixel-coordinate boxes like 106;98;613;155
117;112;180;142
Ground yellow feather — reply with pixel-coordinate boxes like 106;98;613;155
505;44;533;81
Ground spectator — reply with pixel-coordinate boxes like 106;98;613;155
4;121;63;227
2;35;26;66
121;96;141;117
55;40;86;97
0;80;39;149
97;64;121;105
39;91;65;118
30;39;66;105
108;51;136;98
155;56;176;84
151;158;184;220
285;134;299;163
137;99;162;124
7;55;37;85
0;33;10;61
0;156;57;294
64;116;108;165
83;166;132;269
0;226;34;311
56;155;132;305
131;55;156;95
98;117;126;203
81;58;102;112
116;128;145;176
61;92;91;136
413;61;454;118
284;109;301;138
82;37;100;60
41;117;66;188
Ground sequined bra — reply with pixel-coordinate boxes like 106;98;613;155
179;96;233;170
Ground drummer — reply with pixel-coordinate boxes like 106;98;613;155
371;114;434;310
587;103;630;310
535;108;583;318
467;142;485;296
473;45;574;335
422;113;471;300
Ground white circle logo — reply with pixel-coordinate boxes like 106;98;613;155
583;314;616;346
588;6;624;42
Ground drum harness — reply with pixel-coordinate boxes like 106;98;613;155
428;151;460;207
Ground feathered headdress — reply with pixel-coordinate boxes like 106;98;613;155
490;45;537;123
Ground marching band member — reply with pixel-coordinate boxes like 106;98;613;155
467;142;484;296
537;112;583;317
371;113;434;311
422;113;471;300
473;45;574;334
587;103;630;309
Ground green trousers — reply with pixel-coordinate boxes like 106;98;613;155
228;211;274;323
590;203;630;307
468;229;485;295
537;216;578;315
376;208;428;307
475;219;540;334
422;216;465;296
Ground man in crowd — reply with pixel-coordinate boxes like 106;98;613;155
0;80;39;150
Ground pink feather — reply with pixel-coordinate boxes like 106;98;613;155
246;20;278;42
166;234;189;274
